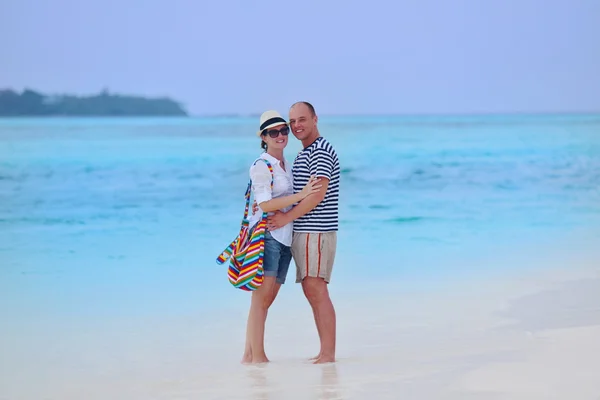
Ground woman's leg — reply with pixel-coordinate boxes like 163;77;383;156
241;311;254;364
241;232;288;364
246;276;277;363
242;280;282;363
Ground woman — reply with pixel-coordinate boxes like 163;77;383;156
241;110;320;364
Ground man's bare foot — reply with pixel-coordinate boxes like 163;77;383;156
313;355;335;364
309;352;322;361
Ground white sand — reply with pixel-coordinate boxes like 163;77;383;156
1;257;599;399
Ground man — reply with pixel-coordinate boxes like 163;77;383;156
266;101;340;364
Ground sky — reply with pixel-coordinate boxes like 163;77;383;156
1;0;599;116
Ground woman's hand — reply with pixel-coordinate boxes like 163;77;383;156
267;211;288;231
299;176;322;199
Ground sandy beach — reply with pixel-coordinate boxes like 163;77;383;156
1;245;599;400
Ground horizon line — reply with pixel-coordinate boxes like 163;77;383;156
190;110;600;118
1;110;599;119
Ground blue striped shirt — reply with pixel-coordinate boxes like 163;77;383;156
292;137;340;232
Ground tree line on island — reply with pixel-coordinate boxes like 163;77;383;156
0;88;188;116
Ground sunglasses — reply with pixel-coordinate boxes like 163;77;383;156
263;125;290;138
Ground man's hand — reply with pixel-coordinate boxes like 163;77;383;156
252;201;259;214
266;211;288;231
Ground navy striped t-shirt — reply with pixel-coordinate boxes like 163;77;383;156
292;136;340;232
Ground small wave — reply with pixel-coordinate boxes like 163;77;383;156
409;236;453;244
495;182;520;190
112;204;140;210
178;173;204;180
0;217;86;225
20;269;65;276
369;204;392;210
387;216;426;224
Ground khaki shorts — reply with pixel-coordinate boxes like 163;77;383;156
291;232;337;283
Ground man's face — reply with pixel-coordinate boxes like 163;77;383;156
289;104;316;141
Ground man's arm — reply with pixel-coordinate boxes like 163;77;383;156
267;178;329;229
285;178;329;221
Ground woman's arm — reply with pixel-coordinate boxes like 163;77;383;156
258;176;320;212
250;161;321;213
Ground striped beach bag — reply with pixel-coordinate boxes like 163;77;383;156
216;158;274;291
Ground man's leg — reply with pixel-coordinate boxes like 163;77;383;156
292;232;337;363
302;277;336;363
292;233;320;359
302;283;323;360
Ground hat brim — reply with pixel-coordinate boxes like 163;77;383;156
256;122;288;137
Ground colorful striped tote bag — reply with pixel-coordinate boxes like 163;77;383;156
216;158;274;291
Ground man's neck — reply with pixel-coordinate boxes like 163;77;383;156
301;130;321;149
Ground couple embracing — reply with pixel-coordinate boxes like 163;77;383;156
242;101;340;365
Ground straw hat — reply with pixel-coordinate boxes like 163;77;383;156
256;110;287;137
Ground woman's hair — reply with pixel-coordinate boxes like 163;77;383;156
260;131;267;150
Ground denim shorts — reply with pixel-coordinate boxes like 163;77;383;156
263;231;292;284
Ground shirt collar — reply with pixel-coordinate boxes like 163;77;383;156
260;152;286;167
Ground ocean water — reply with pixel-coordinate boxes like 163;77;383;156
1;115;600;316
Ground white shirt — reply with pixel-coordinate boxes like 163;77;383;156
248;152;294;246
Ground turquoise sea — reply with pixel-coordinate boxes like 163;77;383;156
1;115;600;398
1;115;600;315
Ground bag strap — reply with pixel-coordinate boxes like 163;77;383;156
241;157;274;221
216;157;274;265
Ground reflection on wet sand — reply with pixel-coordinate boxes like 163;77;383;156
317;363;341;400
247;364;270;400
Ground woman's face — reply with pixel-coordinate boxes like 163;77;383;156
262;123;290;150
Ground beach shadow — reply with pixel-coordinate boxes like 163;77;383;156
317;363;342;400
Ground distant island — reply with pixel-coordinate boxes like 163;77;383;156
0;88;188;116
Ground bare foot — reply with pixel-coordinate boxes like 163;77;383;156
251;355;270;364
313;355;335;364
309;353;322;361
241;353;253;364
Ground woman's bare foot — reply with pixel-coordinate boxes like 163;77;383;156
251;355;270;364
313;354;335;364
241;351;253;364
309;352;322;361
